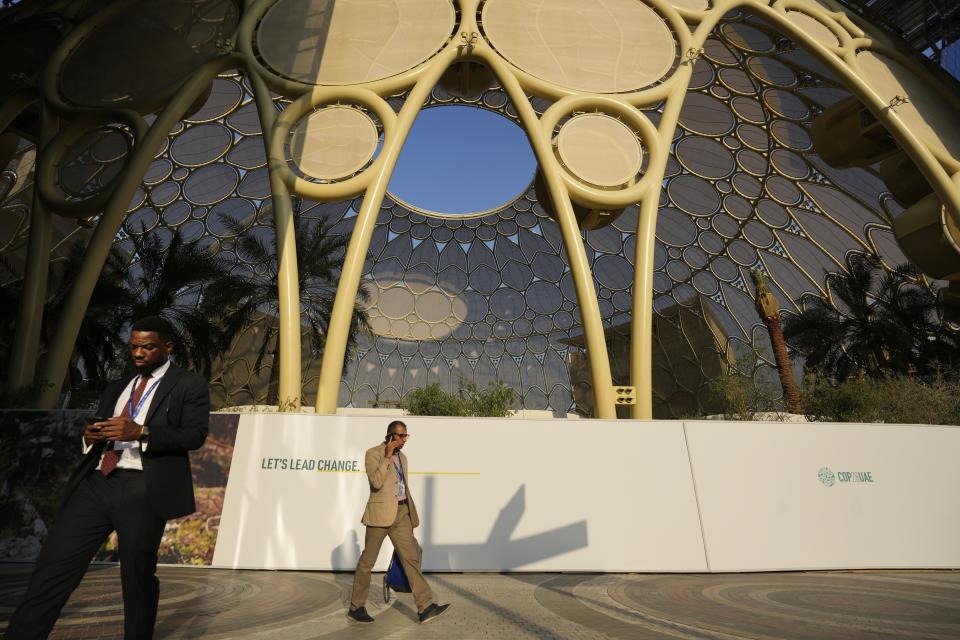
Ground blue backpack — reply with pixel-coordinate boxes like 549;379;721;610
382;543;421;603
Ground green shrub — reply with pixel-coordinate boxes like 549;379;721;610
706;359;780;420
803;372;960;425
402;383;467;416
403;379;516;417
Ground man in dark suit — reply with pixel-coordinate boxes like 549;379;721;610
5;316;209;640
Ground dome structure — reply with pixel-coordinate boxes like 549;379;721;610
1;0;958;418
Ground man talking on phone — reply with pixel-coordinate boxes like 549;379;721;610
5;316;209;640
347;420;450;625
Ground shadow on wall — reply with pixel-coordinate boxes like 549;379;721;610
417;477;588;571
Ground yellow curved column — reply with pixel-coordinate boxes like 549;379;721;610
246;68;303;411
38;55;242;408
313;45;460;413
7;104;55;389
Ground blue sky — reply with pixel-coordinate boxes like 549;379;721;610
387;105;537;214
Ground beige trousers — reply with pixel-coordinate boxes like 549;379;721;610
349;503;433;612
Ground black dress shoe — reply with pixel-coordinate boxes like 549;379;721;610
347;606;375;623
418;602;451;624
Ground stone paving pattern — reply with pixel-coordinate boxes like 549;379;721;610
1;564;959;639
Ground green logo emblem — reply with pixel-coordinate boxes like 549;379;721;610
818;467;836;487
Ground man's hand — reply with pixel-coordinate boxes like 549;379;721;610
83;420;109;446
384;434;400;457
87;417;144;443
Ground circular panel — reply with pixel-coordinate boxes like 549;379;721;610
737;124;769;151
736;149;767;176
185;77;243;123
718;67;756;95
144;159;173;185
770;119;812;150
765;175;802;205
689;58;714;90
856;51;960;159
712;213;740;238
657;207;697;246
679;93;736;136
182;164;239;205
724;194;752;220
669;175;721;216
744;220;774;248
785;11;839;48
756;199;790;228
721;23;774;53
290;106;378;180
692;270;719;295
747;57;795;87
557;114;642;187
60;127;130;198
150;181;180;206
226;137;267;170
676;137;734;179
482;0;676;93
378;287;415;320
489;288;525;320
171;123;232;167
257;0;455;85
683;245;708;268
125;207;159;234
729;238;757;265
710;255;738;280
763;89;809;120
208;198;256;236
703;38;738;66
415;290;453;323
770;149;808;179
732;172;762;198
594;254;633;290
60;0;239;110
731;96;765;124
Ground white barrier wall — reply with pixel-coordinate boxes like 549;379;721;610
685;421;960;571
212;414;960;572
212;414;708;572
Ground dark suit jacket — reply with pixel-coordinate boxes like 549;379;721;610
63;364;210;520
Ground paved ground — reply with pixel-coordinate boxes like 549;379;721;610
1;564;958;639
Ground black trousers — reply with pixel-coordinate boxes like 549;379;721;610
5;470;167;640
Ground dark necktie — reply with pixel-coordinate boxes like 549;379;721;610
99;374;151;476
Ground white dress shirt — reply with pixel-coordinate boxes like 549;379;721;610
83;360;171;471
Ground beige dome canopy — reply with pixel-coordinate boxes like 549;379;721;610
557;114;643;188
481;0;677;94
257;0;456;86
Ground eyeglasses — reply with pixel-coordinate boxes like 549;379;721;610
388;433;410;439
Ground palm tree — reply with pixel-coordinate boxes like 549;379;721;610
118;225;249;380
0;240;134;403
750;269;802;414
783;253;958;380
216;203;370;404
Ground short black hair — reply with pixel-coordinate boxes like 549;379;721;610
387;420;406;434
130;316;176;342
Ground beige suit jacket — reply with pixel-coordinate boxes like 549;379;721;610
361;443;420;528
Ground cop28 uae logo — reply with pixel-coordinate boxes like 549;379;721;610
818;467;874;486
818;467;836;487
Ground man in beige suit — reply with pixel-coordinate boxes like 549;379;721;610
347;420;450;625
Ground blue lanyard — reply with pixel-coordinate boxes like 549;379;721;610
128;376;163;420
